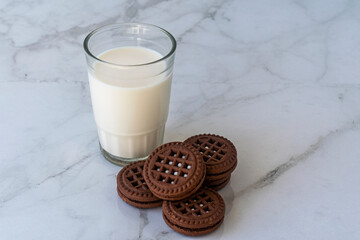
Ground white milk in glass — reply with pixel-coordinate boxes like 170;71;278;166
88;47;172;158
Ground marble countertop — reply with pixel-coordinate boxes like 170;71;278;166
1;0;360;239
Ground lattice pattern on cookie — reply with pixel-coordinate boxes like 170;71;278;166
189;137;228;164
151;148;194;185
125;164;148;190
173;190;215;217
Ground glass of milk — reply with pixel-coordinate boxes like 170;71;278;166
83;23;176;166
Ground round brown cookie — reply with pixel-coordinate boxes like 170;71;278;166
205;162;237;181
143;142;206;201
204;175;230;187
117;186;162;208
117;161;161;208
162;188;225;236
184;134;237;177
205;176;231;191
163;212;224;236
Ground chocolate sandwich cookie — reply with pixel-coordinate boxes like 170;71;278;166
143;142;206;201
117;161;162;208
204;175;231;191
204;162;236;181
204;175;229;186
162;188;225;236
184;134;237;188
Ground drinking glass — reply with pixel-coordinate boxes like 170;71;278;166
83;23;176;166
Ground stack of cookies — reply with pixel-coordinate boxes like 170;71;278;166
116;134;237;236
185;134;237;191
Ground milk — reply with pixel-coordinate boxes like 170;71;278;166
88;47;172;158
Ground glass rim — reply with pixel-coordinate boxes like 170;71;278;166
83;22;177;67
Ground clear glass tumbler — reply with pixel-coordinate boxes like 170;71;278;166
83;23;176;166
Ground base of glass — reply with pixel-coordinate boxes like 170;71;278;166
99;143;148;166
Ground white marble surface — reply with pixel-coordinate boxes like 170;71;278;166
1;0;360;239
